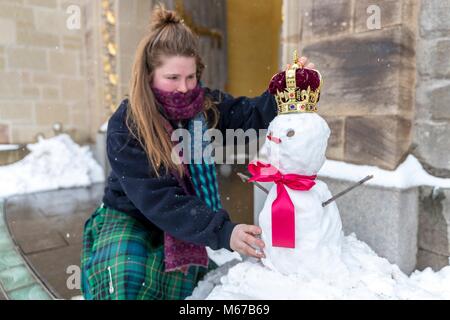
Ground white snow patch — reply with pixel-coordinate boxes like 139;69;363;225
0;134;104;199
319;155;450;189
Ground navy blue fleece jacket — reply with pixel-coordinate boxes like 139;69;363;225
102;87;277;251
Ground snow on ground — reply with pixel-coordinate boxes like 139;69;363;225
0;144;21;151
190;234;450;300
319;155;450;189
0;134;104;199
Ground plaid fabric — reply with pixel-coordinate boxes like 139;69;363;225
189;163;222;211
187;113;222;212
81;205;216;300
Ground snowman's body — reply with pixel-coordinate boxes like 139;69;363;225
257;112;346;276
259;180;344;276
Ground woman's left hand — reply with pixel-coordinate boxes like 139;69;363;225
298;56;315;69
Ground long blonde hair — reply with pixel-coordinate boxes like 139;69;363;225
127;4;218;177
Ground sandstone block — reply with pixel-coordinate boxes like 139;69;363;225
419;0;450;39
61;78;86;100
416;249;449;272
49;51;77;75
17;29;59;48
304;26;415;118
62;35;83;50
345;115;412;170
0;73;22;98
0;4;34;28
0;18;16;46
417;39;450;78
416;81;450;121
0;103;34;123
418;186;450;257
42;87;60;100
323;116;344;160
414;122;450;173
35;102;69;125
26;0;57;8
8;48;47;71
302;0;352;40
22;86;40;98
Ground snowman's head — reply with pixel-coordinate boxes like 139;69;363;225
260;113;330;176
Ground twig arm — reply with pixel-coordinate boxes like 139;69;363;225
236;172;269;194
322;175;373;207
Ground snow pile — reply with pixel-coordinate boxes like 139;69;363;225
0;134;104;199
190;234;450;300
319;155;450;189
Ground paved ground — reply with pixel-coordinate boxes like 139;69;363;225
1;183;104;299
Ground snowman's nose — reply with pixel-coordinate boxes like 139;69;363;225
267;134;282;144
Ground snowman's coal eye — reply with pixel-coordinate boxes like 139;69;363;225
286;129;295;137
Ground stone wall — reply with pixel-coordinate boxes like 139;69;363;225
414;0;450;271
0;0;94;144
413;0;450;178
281;0;419;171
0;0;156;145
417;186;450;270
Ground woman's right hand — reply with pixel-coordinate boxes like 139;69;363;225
230;224;266;259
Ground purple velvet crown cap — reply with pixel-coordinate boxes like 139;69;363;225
268;67;321;95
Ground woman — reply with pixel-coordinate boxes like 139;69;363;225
81;5;315;300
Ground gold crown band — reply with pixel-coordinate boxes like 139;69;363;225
276;86;319;114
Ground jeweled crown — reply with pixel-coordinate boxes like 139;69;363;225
268;50;323;115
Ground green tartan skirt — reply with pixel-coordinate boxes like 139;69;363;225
81;205;216;300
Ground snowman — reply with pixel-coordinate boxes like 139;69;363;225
249;53;347;277
189;52;450;301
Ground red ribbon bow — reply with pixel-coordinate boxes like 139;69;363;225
248;161;317;248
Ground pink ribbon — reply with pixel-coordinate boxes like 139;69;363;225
248;161;317;248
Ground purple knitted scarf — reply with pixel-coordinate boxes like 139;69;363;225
152;85;205;121
152;84;209;275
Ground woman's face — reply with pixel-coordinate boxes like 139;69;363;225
152;55;198;93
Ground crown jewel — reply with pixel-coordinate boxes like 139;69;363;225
268;50;323;115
